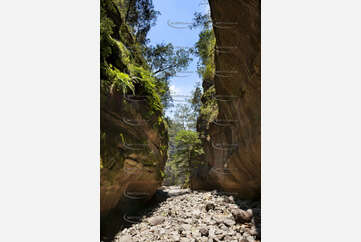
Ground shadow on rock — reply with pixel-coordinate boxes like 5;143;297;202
101;189;186;242
212;190;261;240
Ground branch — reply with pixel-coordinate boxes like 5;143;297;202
153;64;178;74
126;0;135;23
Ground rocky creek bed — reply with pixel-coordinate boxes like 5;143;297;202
109;186;261;242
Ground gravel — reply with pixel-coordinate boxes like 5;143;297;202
112;186;261;241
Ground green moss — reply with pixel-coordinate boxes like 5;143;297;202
200;86;218;125
100;0;168;180
100;0;163;116
160;170;165;178
196;28;215;80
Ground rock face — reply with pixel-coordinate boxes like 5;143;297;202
100;0;168;234
193;0;261;199
100;91;168;222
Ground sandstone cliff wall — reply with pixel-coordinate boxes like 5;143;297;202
193;0;260;199
100;0;168;229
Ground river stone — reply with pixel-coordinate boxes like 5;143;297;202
111;187;260;242
206;203;215;211
231;209;252;223
148;216;165;226
199;228;209;237
117;235;133;242
224;218;236;227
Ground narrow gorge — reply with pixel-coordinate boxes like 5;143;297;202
100;0;261;241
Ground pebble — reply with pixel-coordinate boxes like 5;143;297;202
223;218;236;227
117;235;133;242
148;216;165;226
199;227;209;237
112;186;261;242
231;208;253;223
206;203;216;212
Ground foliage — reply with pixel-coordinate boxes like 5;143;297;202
145;43;193;75
144;43;193;109
101;0;192;111
173;104;197;131
164;128;204;187
174;130;204;162
100;0;168;171
192;10;218;128
195;28;215;80
163;88;204;186
191;11;212;30
190;82;202;114
100;0;163;114
101;0;134;95
124;0;160;44
200;86;218;123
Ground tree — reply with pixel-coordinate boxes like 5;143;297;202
117;1;194;110
125;0;160;44
163;92;204;186
191;9;218;131
173;103;197;130
190;82;202;114
172;130;204;187
191;11;212;30
144;43;193;109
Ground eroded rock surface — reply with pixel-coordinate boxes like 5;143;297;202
193;0;261;199
100;0;168;234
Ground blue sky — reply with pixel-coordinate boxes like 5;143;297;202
147;0;209;116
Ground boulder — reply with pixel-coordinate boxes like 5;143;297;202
231;208;253;223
